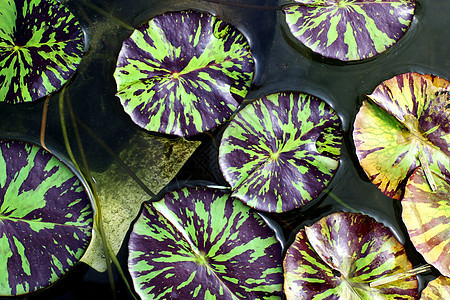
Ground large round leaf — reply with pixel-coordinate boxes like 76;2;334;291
420;276;450;300
283;0;416;61
114;10;254;137
0;0;84;104
353;72;450;199
219;92;342;213
0;139;93;296
284;211;418;299
402;167;450;277
128;187;283;299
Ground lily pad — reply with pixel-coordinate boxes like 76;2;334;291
284;211;418;299
219;91;342;213
114;10;254;137
402;167;450;277
283;0;416;61
0;139;93;296
420;276;450;300
0;0;84;104
353;72;450;199
128;187;283;299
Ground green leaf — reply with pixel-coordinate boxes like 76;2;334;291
0;139;93;296
284;211;418;299
128;187;283;299
0;0;84;103
353;72;450;199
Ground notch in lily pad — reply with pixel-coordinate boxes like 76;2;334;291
283;0;416;61
353;72;450;199
128;187;283;299
284;211;418;299
114;10;255;137
0;0;85;104
219;91;343;213
0;139;93;296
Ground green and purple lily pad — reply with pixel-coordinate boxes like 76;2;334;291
353;72;450;199
114;10;254;137
420;276;450;300
0;0;84;104
284;211;418;299
219;91;342;213
283;0;416;61
0;140;93;296
128;187;283;299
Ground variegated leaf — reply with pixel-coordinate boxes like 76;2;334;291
402;167;450;277
0;140;93;296
420;276;450;300
114;10;254;137
128;187;283;299
284;212;418;299
219;92;342;213
283;0;416;61
0;0;84;104
353;72;450;199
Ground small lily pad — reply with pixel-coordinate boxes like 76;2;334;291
402;167;450;277
420;276;450;300
283;0;416;61
0;139;93;296
219;91;342;213
128;187;283;299
284;211;418;299
0;0;84;104
114;10;254;137
353;72;450;199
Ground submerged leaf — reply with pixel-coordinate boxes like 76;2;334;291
114;10;254;137
219;92;342;213
0;0;84;103
284;212;418;299
353;72;450;199
128;187;283;299
420;276;450;300
402;167;450;277
0;140;93;296
283;0;416;61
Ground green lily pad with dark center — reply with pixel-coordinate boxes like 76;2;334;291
219;91;342;213
353;72;450;199
0;139;93;296
283;0;416;61
0;0;84;104
128;187;283;299
114;10;254;137
284;211;418;299
402;167;450;277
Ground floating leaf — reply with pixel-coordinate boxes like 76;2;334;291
284;212;418;299
114;10;254;137
0;0;84;104
402;167;450;277
420;276;450;300
0;140;93;296
128;187;283;299
283;0;416;61
219;92;342;213
353;72;450;199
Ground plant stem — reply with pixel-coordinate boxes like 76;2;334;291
418;150;437;192
40;95;51;152
369;264;431;288
80;0;134;30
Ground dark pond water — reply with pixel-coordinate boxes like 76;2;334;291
0;0;448;299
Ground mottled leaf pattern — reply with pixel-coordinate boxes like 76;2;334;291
284;212;418;299
114;10;254;137
0;0;84;104
353;72;450;199
219;92;342;213
402;167;450;277
420;276;450;300
283;0;416;61
128;187;283;299
0;140;93;296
